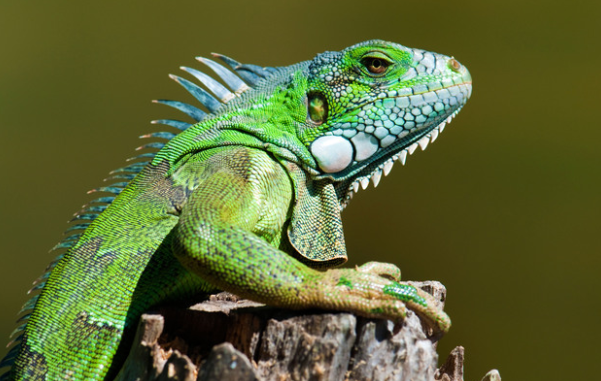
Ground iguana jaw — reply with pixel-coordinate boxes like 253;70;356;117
335;102;467;210
315;77;472;210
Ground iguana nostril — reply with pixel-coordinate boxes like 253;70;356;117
448;58;461;72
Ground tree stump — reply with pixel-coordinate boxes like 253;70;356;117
114;281;496;381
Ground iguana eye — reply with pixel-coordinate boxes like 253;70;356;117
361;56;391;75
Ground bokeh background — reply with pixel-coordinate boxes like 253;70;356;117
1;1;599;380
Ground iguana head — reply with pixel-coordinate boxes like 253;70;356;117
299;40;472;208
148;39;470;213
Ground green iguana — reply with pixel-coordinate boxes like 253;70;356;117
0;40;471;380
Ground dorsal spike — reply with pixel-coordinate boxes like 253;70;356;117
152;99;206;122
104;173;136;182
69;213;99;223
9;323;27;340
50;240;75;251
17;295;40;316
15;314;30;324
52;240;72;251
237;63;272;78
109;166;144;176
63;223;90;234
180;65;235;102
150;119;191;131
167;75;221;113
197;57;249;94
212;54;275;80
27;282;45;294
109;162;148;175
212;53;241;70
43;254;66;272
0;345;21;367
31;271;51;288
58;234;82;245
107;182;128;188
4;335;24;353
87;187;123;195
232;68;262;86
140;131;177;140
79;205;108;214
48;235;80;254
136;141;166;151
87;196;116;205
212;53;262;86
126;153;156;162
4;344;21;358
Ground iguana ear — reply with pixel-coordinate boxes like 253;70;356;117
286;165;348;267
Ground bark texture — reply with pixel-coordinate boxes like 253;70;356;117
115;281;488;381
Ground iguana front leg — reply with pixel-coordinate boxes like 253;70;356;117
171;149;450;335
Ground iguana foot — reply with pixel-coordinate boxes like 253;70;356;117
304;265;451;336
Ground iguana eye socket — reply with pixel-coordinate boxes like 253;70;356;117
361;56;391;75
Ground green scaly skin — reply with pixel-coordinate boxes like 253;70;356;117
1;40;471;380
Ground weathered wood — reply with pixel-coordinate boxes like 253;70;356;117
117;281;498;381
114;314;165;381
434;346;464;381
197;343;258;381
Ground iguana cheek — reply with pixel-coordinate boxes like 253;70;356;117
310;136;353;173
350;132;379;161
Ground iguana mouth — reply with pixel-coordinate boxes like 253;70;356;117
337;105;465;210
309;78;472;210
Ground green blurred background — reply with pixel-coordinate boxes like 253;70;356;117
1;1;599;380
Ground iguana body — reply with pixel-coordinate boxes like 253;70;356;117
1;40;471;380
